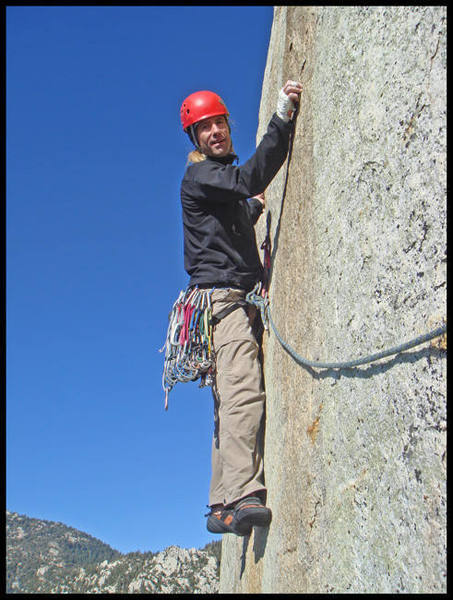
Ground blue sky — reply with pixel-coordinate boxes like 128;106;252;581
6;6;274;553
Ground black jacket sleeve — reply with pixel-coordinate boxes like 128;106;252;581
183;113;293;204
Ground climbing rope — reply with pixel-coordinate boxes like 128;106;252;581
160;287;215;409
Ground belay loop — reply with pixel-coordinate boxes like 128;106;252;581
160;287;215;410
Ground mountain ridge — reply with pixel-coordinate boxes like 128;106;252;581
6;510;220;594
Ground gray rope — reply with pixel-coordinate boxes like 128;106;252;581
246;291;446;370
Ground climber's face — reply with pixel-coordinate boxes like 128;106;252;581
195;115;232;157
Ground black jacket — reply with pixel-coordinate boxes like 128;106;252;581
180;113;293;291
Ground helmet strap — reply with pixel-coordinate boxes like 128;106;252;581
188;124;200;149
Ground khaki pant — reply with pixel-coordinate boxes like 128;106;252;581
209;287;267;507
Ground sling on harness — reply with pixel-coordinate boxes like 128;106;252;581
160;287;251;410
210;300;249;326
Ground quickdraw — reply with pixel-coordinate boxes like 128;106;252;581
160;287;215;410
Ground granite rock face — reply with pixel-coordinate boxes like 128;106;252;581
220;6;446;594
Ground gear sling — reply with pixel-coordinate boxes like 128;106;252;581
160;286;250;410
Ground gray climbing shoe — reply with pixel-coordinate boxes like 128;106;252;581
233;496;272;531
206;506;252;536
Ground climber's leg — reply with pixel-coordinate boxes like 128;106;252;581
208;288;267;509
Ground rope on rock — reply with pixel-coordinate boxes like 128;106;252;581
246;285;446;370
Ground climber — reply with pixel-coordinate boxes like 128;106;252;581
179;80;302;536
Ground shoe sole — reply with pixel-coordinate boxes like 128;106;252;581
207;515;252;536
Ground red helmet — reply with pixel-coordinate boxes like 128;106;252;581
180;90;229;131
